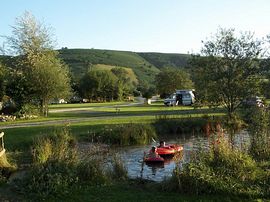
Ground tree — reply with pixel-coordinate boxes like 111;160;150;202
0;63;6;101
4;12;71;116
190;28;264;117
5;11;54;56
26;51;71;116
111;67;138;100
155;67;194;98
79;69;117;101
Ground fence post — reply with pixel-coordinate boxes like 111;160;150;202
0;132;5;157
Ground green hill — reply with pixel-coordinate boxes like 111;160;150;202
58;49;160;84
138;52;190;69
0;49;191;85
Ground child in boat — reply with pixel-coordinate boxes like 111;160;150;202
147;146;159;158
158;141;166;148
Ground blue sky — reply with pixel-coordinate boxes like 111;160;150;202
1;0;270;53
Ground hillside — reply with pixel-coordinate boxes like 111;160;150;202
138;52;190;69
58;49;160;84
0;49;191;85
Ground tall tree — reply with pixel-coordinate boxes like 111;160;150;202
190;28;264;117
26;51;71;116
155;67;194;98
4;12;71;116
5;11;54;56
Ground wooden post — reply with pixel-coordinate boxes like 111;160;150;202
0;132;5;157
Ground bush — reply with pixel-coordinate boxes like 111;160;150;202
77;156;109;185
163;136;266;197
15;128;126;199
248;107;270;161
154;116;208;135
32;128;77;164
16;128;79;199
0;153;16;184
16;104;39;118
21;161;78;199
91;123;157;146
108;154;128;181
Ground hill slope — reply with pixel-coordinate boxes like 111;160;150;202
0;49;191;85
138;52;190;69
58;49;160;84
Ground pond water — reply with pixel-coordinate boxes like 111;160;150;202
114;130;250;182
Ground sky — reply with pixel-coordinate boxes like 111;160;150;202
1;0;270;54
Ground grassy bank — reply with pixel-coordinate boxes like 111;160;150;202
45;181;245;202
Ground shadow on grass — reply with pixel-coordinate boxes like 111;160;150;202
49;108;225;119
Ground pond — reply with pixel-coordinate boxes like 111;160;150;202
114;130;250;182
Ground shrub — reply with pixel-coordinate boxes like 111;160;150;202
0;153;16;184
154;116;208;135
248;107;270;161
16;128;79;199
32;128;78;164
21;161;78;199
163;136;265;197
108;154;128;181
16;104;39;118
94;123;157;146
15;128;122;199
77;156;109;185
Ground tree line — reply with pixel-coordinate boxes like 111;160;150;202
1;12;270;118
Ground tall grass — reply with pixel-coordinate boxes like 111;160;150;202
108;154;128;181
14;127;129;199
162;135;269;198
0;153;16;183
87;123;157;146
32;127;77;164
248;107;270;161
153;115;226;136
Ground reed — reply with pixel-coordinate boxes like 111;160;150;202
88;123;157;146
162;135;268;198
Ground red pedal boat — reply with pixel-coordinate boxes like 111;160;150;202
156;144;183;156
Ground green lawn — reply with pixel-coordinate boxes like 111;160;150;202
0;180;250;202
49;101;128;109
1;102;225;152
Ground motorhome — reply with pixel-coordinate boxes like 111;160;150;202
164;89;195;106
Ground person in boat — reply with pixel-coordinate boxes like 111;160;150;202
158;141;166;148
147;146;160;158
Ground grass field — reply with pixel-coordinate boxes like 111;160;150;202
1;102;225;152
1;101;267;201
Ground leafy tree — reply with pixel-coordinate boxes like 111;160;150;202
5;11;54;56
79;69;117;101
4;12;71;116
155;67;194;98
5;69;32;110
26;51;71;116
0;63;6;101
111;67;138;100
190;28;264;117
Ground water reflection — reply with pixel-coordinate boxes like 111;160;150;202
114;134;208;181
115;130;249;182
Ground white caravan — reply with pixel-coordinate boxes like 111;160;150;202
164;90;195;106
